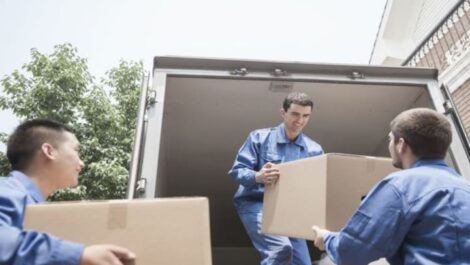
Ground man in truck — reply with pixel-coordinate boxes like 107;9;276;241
0;119;136;265
229;92;324;265
312;108;470;265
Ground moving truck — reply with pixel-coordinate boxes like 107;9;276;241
127;56;470;265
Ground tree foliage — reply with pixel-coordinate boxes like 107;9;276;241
0;43;144;200
0;132;10;174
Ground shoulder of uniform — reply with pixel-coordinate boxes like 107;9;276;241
302;135;323;151
250;127;276;139
0;177;28;200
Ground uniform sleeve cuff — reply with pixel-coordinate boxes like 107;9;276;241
51;239;85;265
247;171;257;186
324;232;339;264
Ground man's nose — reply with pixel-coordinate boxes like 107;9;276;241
79;159;85;170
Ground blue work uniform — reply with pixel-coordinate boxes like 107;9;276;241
229;123;323;265
0;171;84;265
324;159;470;265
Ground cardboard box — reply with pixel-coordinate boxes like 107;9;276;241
24;197;212;265
262;153;398;240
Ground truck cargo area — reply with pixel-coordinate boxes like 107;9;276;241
132;57;470;264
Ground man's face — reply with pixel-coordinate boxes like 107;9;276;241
281;103;312;138
53;131;84;188
388;132;403;169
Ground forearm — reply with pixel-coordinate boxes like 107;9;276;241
0;226;84;265
323;230;389;265
229;168;257;187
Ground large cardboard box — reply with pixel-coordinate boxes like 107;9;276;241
24;197;212;265
262;153;398;240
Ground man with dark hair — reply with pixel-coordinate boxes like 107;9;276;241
312;108;470;265
0;119;136;265
229;92;323;265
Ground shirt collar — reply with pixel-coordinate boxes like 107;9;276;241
9;170;46;203
410;159;447;168
276;123;307;148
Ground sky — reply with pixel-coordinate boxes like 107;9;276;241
0;0;387;149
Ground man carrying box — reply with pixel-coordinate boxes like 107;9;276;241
229;92;324;265
312;108;470;265
0;119;136;265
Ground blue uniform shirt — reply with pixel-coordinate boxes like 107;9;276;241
324;159;470;265
0;171;84;265
228;123;323;213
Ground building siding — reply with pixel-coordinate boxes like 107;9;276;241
453;78;470;138
405;0;470;139
371;0;470;138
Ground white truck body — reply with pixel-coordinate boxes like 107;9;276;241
128;57;470;264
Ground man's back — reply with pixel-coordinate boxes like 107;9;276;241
313;108;468;265
387;159;470;264
0;172;45;229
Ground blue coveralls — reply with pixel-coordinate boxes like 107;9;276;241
229;123;323;265
324;159;470;265
0;171;84;265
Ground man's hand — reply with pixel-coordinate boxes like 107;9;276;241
255;162;280;184
80;245;136;265
312;225;330;251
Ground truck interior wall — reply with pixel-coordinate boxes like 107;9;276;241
152;76;434;263
155;121;168;197
370;88;435;157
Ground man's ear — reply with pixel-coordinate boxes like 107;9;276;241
397;138;407;154
280;108;286;118
40;143;56;161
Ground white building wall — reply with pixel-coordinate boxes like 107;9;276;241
370;0;460;65
412;0;460;43
371;0;470;141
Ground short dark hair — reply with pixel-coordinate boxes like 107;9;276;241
282;92;314;112
7;119;74;171
390;108;452;159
